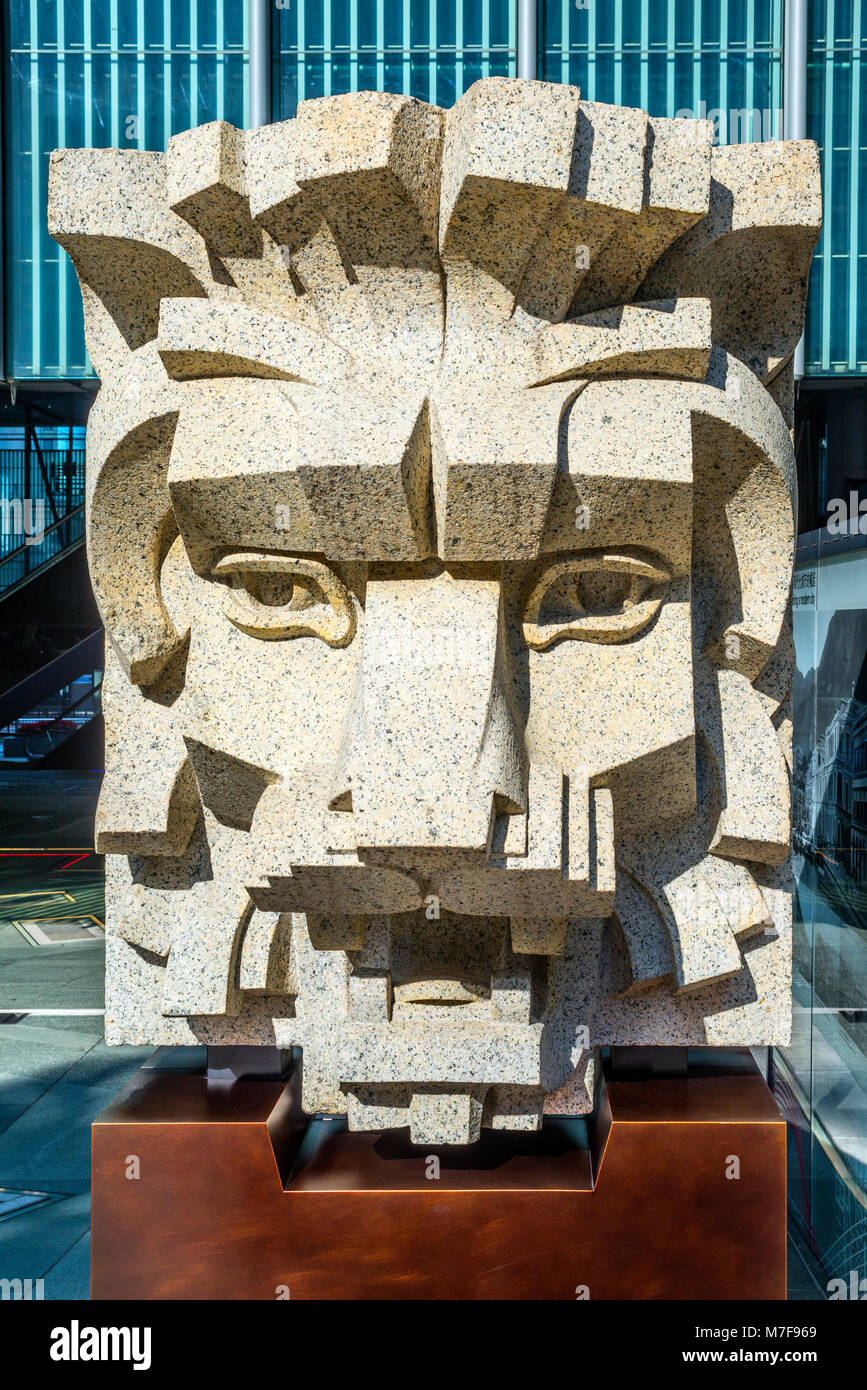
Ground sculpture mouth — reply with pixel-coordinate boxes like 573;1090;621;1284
335;908;549;1143
393;977;489;1008
335;907;547;1025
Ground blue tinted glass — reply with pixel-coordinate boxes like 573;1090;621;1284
6;1;250;378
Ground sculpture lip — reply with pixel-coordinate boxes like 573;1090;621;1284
393;976;489;1006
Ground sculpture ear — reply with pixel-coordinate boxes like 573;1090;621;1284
640;141;822;383
47;148;211;376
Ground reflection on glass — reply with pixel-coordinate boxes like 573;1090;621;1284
783;546;867;1289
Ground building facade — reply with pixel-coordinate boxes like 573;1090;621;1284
0;0;864;1291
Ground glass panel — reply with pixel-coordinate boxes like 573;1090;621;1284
273;0;516;116
4;0;248;380
539;0;783;137
804;20;867;375
787;542;867;1286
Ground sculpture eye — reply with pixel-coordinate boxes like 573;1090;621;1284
522;552;670;650
212;553;356;647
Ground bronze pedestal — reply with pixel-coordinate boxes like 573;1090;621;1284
91;1051;786;1300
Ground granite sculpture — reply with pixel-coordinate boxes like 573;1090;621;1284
48;80;821;1143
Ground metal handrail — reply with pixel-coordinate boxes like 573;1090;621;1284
0;630;103;731
0;503;84;569
16;674;102;739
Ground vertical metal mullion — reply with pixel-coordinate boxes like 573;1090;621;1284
720;0;729;133
298;0;306;106
848;0;861;370
136;0;146;145
323;0;332;97
29;0;41;375
775;0;785;131
561;0;570;88
821;0;835;371
785;0;808;372
376;0;385;91
57;0;67;376
162;0;171;142
83;0;93;146
587;0;596;98
242;0;250;122
216;0;225;118
614;0;623;105
746;0;756;131
428;0;436;101
642;0;651;111
516;0;536;80
190;0;198;128
248;3;272;126
455;0;463;96
109;0;119;146
350;0;358;91
481;0;490;81
690;0;700;117
666;0;676;117
403;0;411;92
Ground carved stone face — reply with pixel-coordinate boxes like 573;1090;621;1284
49;80;820;1143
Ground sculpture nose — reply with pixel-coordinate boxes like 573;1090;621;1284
331;570;525;852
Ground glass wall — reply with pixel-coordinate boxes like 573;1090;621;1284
4;0;249;379
539;0;783;139
781;381;867;1289
803;1;867;375
273;0;516;114
5;2;867;383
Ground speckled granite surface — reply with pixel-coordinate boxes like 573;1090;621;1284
48;80;821;1144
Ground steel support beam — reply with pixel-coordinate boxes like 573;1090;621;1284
784;0;808;380
517;0;537;82
249;0;271;128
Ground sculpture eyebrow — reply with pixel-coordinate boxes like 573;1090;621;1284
157;297;351;388
523;298;713;388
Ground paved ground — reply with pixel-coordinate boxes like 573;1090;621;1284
0;771;100;850
0;1013;151;1299
0;848;105;1013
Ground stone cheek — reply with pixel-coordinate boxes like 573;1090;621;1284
48;81;821;1144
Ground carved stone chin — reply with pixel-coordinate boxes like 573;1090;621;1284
48;79;821;1144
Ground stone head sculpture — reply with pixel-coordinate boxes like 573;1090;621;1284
49;80;821;1144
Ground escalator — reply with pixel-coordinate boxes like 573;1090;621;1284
0;436;86;600
0;630;103;767
0;421;102;771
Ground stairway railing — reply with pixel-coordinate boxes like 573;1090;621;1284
0;630;103;765
0;442;87;598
